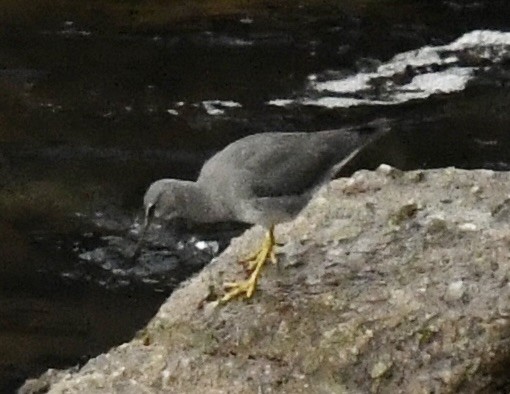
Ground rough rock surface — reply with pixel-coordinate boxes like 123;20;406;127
20;167;510;393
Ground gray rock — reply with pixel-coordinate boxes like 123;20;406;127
19;168;510;393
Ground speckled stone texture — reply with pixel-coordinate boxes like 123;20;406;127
21;166;510;393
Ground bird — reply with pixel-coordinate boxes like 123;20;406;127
134;122;390;302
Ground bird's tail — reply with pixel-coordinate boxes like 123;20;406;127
329;118;393;179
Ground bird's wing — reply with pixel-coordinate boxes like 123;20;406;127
242;131;361;197
198;125;387;199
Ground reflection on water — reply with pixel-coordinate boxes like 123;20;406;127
2;1;510;391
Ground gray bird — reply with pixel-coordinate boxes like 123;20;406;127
135;123;389;302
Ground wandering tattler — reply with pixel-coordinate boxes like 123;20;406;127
136;123;389;302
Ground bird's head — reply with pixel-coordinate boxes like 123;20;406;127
131;179;186;261
142;179;183;226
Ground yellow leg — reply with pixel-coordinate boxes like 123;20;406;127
243;244;277;270
221;225;276;302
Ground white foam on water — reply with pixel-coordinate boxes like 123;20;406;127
269;30;510;109
267;99;295;107
314;73;372;93
202;100;242;116
400;67;474;96
302;67;474;108
302;96;387;108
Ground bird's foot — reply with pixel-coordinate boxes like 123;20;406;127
240;230;279;272
221;274;259;302
241;248;277;272
221;226;275;303
221;251;269;302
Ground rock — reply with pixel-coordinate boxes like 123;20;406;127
458;222;477;232
406;170;426;183
370;357;393;379
445;280;466;302
426;214;448;233
388;200;419;226
19;168;510;393
376;163;403;178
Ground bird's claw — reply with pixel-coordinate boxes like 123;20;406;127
240;250;278;273
221;278;258;302
220;225;277;303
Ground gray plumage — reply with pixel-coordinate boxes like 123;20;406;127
141;125;388;231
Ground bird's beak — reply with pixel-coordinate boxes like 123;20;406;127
131;205;155;261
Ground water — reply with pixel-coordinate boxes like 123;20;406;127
2;1;510;391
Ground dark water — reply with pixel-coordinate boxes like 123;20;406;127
2;1;510;392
